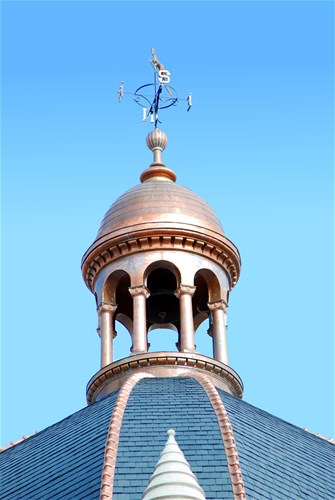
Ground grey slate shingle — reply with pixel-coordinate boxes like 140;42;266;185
0;391;119;499
113;377;232;500
1;377;334;500
219;388;335;500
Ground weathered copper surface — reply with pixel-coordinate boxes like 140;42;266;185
86;352;243;404
82;228;240;293
95;181;225;240
82;128;240;291
82;129;242;393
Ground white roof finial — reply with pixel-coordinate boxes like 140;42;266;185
142;429;207;500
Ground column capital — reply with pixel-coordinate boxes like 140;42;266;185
97;302;118;315
175;284;196;299
208;299;228;313
128;285;150;299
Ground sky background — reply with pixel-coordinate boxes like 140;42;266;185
1;1;334;446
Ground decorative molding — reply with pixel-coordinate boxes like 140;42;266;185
97;303;118;315
82;230;240;292
128;285;150;299
100;372;154;500
140;165;177;183
208;299;228;313
187;372;246;499
86;352;243;404
175;284;197;298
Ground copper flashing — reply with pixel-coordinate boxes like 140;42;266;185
86;352;243;404
304;428;335;444
0;433;38;452
100;372;154;500
187;372;246;499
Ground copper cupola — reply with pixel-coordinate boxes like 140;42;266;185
82;126;242;404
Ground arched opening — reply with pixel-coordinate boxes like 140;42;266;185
193;269;222;357
102;270;132;329
195;322;213;358
115;274;132;325
148;326;178;352
113;322;134;361
146;266;180;326
101;270;133;361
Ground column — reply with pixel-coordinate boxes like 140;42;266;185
98;303;117;368
208;300;228;364
129;285;150;354
175;285;196;352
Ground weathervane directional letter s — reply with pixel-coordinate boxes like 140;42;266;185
158;70;171;85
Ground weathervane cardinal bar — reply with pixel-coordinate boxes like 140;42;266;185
117;49;192;127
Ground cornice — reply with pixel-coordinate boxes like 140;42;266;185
82;228;241;292
86;352;243;404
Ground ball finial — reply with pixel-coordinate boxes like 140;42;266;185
140;128;176;183
146;128;168;152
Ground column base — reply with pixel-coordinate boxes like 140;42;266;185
130;348;148;355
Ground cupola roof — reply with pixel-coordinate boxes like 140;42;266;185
82;129;240;291
96;179;225;241
97;128;224;240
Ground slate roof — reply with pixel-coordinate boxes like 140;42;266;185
0;390;119;499
219;389;335;500
114;377;232;500
1;377;334;500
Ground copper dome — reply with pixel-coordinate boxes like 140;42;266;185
97;180;225;242
82;129;240;291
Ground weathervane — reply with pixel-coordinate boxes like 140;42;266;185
117;49;192;128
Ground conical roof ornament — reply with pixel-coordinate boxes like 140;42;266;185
142;429;207;500
140;128;177;183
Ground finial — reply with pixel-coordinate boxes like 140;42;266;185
146;128;168;163
142;428;206;500
140;128;177;183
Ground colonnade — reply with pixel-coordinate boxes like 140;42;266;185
97;284;228;369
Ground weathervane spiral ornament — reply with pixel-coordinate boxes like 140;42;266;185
117;49;192;127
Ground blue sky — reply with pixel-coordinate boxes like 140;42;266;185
1;1;334;446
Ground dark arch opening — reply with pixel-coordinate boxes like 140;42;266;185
193;270;217;357
193;273;209;316
146;268;180;325
115;274;132;321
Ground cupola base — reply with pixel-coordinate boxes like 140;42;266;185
86;352;243;404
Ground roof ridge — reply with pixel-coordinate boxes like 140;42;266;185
0;432;38;452
303;428;335;444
